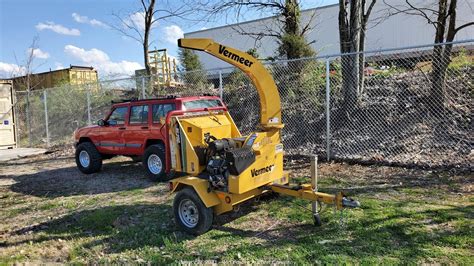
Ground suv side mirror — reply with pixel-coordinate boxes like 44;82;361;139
97;119;106;126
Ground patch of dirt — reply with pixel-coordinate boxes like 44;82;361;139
0;149;472;263
284;155;473;195
0;152;163;237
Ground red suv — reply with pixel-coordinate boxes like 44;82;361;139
74;95;224;181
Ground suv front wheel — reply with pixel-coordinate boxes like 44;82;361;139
75;142;103;174
144;144;167;181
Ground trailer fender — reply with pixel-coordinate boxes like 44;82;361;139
170;177;221;208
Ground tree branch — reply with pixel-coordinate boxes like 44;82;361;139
454;21;474;34
110;13;143;43
207;0;285;23
231;24;281;38
382;0;439;30
301;9;316;36
364;0;377;22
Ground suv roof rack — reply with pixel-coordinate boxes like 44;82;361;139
111;97;138;104
111;95;178;104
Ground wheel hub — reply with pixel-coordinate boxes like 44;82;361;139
79;150;90;168
178;199;199;228
147;154;162;174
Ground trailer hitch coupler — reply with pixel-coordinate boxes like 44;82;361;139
342;197;360;208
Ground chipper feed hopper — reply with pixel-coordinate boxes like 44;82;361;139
168;38;359;235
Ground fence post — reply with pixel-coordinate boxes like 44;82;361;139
43;90;50;148
311;156;320;225
86;87;92;126
325;59;331;161
141;76;146;99
12;91;19;148
219;70;223;100
26;91;31;147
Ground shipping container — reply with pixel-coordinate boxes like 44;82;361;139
0;80;16;149
11;66;98;91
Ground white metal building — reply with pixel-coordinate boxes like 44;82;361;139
184;0;474;70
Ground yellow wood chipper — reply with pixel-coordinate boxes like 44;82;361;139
167;38;360;235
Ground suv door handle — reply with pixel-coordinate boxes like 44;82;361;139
141;126;149;129
118;127;126;130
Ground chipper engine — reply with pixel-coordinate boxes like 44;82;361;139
167;38;360;235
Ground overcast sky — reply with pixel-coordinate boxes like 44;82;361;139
0;0;337;79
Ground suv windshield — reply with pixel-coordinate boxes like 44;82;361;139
183;99;222;110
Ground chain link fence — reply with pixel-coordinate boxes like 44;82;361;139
13;40;473;169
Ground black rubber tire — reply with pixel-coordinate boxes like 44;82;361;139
143;144;166;182
75;142;102;174
131;156;142;163
101;154;114;160
173;187;214;235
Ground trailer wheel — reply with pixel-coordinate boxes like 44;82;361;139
75;142;102;174
173;187;213;235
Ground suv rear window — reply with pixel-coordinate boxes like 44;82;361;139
183;99;222;110
129;105;149;124
152;103;176;123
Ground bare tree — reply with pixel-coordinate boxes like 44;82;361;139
358;0;378;91
383;0;474;112
14;36;45;146
338;0;378;111
112;0;195;75
207;0;316;60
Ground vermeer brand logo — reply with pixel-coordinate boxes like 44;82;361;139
218;45;254;67
251;164;274;177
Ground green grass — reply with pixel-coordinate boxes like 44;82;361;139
1;162;472;264
22;192;470;264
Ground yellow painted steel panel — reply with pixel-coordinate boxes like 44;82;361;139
171;176;222;207
169;112;239;174
179;114;232;146
178;38;283;129
228;130;284;194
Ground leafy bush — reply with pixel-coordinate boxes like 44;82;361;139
448;48;473;71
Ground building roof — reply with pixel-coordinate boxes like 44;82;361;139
11;65;96;79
